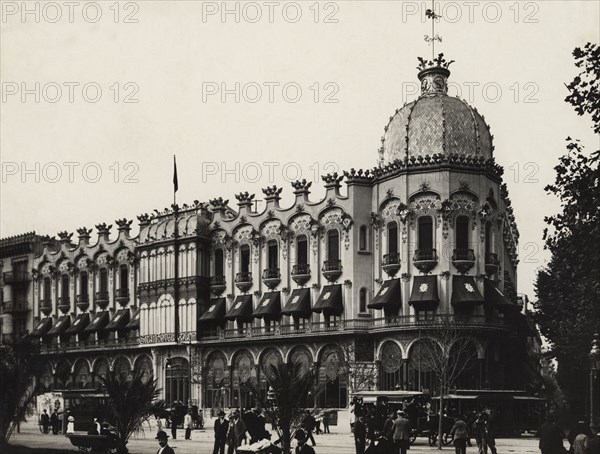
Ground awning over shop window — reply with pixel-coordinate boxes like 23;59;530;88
65;313;90;334
225;295;254;322
84;311;110;333
106;309;131;331
31;317;53;337
126;309;140;330
484;279;519;313
313;284;343;316
451;276;484;309
409;275;439;311
369;279;401;311
281;288;312;318
47;315;71;336
199;298;227;323
253;292;282;321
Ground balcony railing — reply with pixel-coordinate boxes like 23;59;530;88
485;252;500;275
413;249;438;273
2;300;30;313
115;288;130;306
452;248;475;274
262;268;281;290
198;315;508;342
40;336;140;354
57;296;71;313
2;271;30;285
382;253;401;277
95;291;109;309
291;263;311;285
322;259;342;282
235;272;253;293
210;275;227;296
76;294;90;311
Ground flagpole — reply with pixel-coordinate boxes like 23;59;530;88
173;154;180;344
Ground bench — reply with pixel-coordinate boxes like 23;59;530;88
67;434;118;453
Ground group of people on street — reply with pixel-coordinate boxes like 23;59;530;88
39;408;62;435
538;414;600;454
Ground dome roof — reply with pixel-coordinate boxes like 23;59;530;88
380;66;493;165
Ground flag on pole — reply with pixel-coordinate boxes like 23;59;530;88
173;155;179;193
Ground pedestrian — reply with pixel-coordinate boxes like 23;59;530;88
473;412;488;454
538;413;566;454
50;410;59;435
392;410;411;454
315;414;323;435
569;421;593;451
383;410;396;441
573;434;589;454
93;417;101;434
323;412;330;434
588;426;600;454
484;411;497;454
155;430;175;454
170;406;178;440
294;429;316;454
41;409;50;434
213;410;229;454
184;409;193;440
451;415;469;454
66;412;75;434
354;414;367;454
301;410;317;446
227;409;248;454
253;407;267;441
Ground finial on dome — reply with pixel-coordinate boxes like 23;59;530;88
417;53;454;95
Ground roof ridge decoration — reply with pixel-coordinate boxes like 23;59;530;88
321;172;343;188
235;192;255;207
291;179;312;195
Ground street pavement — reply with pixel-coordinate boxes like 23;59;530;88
9;419;542;454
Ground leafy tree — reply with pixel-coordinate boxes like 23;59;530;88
98;370;165;454
533;42;600;419
0;338;46;447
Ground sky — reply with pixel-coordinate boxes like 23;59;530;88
1;0;599;302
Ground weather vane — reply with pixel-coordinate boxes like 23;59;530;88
424;1;442;61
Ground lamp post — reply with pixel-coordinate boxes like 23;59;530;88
590;333;600;431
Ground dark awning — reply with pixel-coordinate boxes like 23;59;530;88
106;309;131;331
484;279;520;313
31;317;53;337
281;288;312;318
451;276;484;309
253;292;282;320
47;315;71;336
225;295;253;322
65;313;90;334
126;309;140;330
369;279;401;311
84;311;110;333
199;298;227;323
409;275;439;311
313;284;343;316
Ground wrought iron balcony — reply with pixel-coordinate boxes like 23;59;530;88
115;288;130;306
76;294;90;311
40;298;52;316
95;291;109;309
382;253;401;277
262;268;281;290
210;275;227;296
3;271;30;285
322;259;342;282
452;248;476;274
57;296;71;313
235;272;253;293
291;263;311;286
485;252;500;276
413;249;438;273
2;300;30;314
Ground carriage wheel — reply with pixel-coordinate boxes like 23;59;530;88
442;433;453;446
409;434;417;444
428;434;437;447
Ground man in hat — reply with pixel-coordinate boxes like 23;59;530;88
392;410;412;454
41;409;50;434
213;410;229;454
155;430;175;454
538;413;565;454
184;409;193;440
227;409;248;454
301;410;317;446
295;429;316;454
353;414;367;454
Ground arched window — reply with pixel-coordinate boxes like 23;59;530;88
165;357;190;405
119;265;128;290
485;222;493;255
61;274;69;301
359;226;368;251
327;230;340;262
380;342;404;391
99;268;108;293
267;240;278;270
387;222;399;256
43;277;51;301
296;235;308;266
240;245;250;273
455;216;470;251
214;248;224;276
359;288;368;313
417;216;434;252
79;271;89;297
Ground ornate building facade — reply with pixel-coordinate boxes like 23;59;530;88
1;61;536;416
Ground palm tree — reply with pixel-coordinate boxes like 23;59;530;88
98;369;165;454
261;362;316;454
